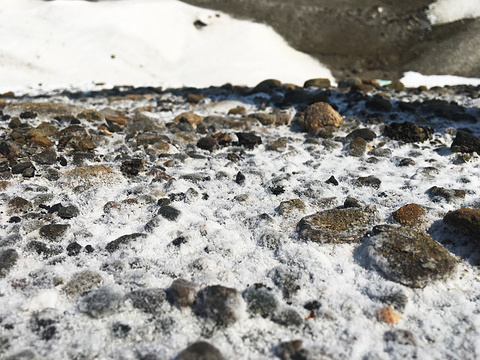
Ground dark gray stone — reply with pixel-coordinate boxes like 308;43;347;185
39;224;70;242
243;284;278;318
451;131;480;153
127;288;166;314
354;175;381;189
0;249;19;277
384;121;433;143
57;204;80;219
105;233;147;253
158;205;181;221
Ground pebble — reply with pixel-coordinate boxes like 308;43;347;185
304;78;331;88
450;131;480;153
349;137;366;157
297;206;377;243
243;284;278;318
170;278;200;308
298;102;343;135
105;233;147;252
392;204;426;227
126;288;166;314
236;132;262;149
193;285;245;327
158;205;181;221
63;270;103;297
278;199;306;214
360;225;458;288
78;287;123;318
427;186;466;202
0;249;19;277
354;175;381;189
39;224;70;242
383;121;433;143
346;128;377;141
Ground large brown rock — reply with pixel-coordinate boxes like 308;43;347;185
443;208;480;244
297;206;377;243
298;102;343;136
361;225;458;288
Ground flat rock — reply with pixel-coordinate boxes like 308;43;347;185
443;208;480;244
297;206;377;243
360;225;458;288
105;233;147;253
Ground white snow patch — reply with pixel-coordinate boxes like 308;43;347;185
428;0;480;24
401;71;480;88
0;0;333;93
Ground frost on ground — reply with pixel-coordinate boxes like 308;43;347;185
0;80;480;360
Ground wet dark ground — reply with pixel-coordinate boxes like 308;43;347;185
180;0;480;81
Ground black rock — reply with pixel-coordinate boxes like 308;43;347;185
105;233;147;253
197;137;218;151
235;171;245;185
193;285;244;327
66;242;82;256
344;197;362;208
30;309;58;341
71;152;95;166
366;97;392;112
325;175;339;186
19;111;37;119
12;162;35;175
84;245;94;253
127;288;166;314
304;300;321;311
158;205;181;221
236;132;262;149
57;156;68;166
8;216;21;223
157;198;171;206
269;185;285;195
78;287;123;318
368;147;392;157
39;224;70;242
384;121;434;143
451;131;480;153
243;284;278;319
172;236;188;246
57;204;80;219
177;341;225;360
398;157;416;167
33;149;57;165
354;175;381;189
0;249;19;277
346;128;377;141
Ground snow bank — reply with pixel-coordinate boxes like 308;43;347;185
401;71;480;89
428;0;480;24
0;0;333;93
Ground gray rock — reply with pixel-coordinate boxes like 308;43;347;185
360;225;458;288
278;199;306;215
78;287;123;318
39;224;70;242
63;270;103;297
297;206;377;243
176;341;225;360
243;284;278;318
57;204;80;219
193;285;245;327
354;175;381;189
346;128;376;141
32;149;57;165
158;205;181;221
349;137;366;157
0;249;19;277
427;186;466;202
127;288;166;314
272;308;303;327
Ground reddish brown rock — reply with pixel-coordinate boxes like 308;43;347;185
393;204;426;227
298;102;343;136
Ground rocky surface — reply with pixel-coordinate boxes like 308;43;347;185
0;81;479;359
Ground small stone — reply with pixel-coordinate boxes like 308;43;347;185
451;131;480;153
127;288;166;314
8;197;32;214
66;242;82;256
249;113;276;126
228;106;246;115
272;308;303;327
276;340;305;360
366;97;392;112
349;137;367;157
392;204;426;227
304;78;331;88
398;158;416;167
384;121;433;143
386;80;406;91
26;241;63;258
39;224;70;242
443;208;480;244
63;270;103;296
378;306;401;325
121;159;144;177
243;284;278;318
298;102;343;135
235;171;245;185
30;309;59;341
78;287;123;318
427;186;466;202
170;278;200;307
297;206;377;243
360;225;458;288
236;132;262;149
58;204;80;219
278;199;306;215
176;341;225;360
0;249;19;277
158;205;181;221
267;137;287;152
269;267;302;299
193;285;245;327
368;147;392;157
251;79;282;93
12;162;35;175
105;233;147;252
112;322;131;338
186;93;204;104
33;149;57;165
325;175;339;186
77;109;103;123
197;137;218;151
174;112;203;127
354;175;381;189
346;128;377;141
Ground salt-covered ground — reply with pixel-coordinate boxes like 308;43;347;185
0;81;479;359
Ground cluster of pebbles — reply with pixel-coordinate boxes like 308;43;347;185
0;78;480;360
